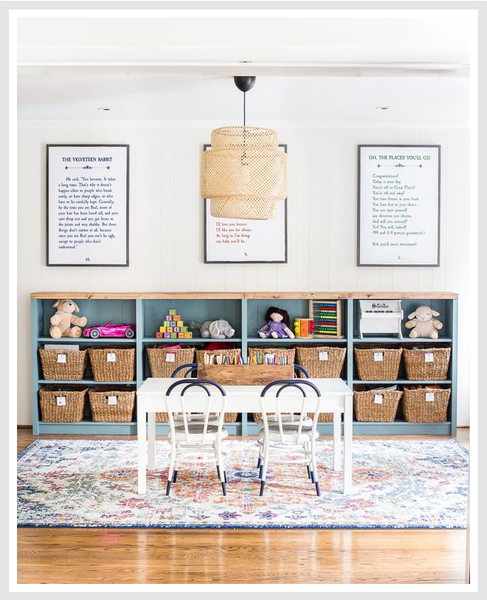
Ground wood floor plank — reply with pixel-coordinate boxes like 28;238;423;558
16;427;469;585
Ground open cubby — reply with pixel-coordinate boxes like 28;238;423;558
31;292;458;435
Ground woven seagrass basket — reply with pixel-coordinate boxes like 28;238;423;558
402;347;451;381
354;347;403;381
296;346;346;378
402;387;451;422
88;387;136;422
248;346;295;364
39;348;88;381
147;346;195;378
195;348;241;365
39;385;88;422
354;389;403;422
88;347;136;382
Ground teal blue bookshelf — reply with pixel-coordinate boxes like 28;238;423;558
31;292;458;436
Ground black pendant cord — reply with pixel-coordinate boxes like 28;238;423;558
242;91;248;165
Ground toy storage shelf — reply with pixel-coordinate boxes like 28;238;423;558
142;337;242;343
31;292;458;436
37;337;137;344
353;337;453;343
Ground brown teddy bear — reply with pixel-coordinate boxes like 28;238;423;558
405;305;443;339
49;299;88;338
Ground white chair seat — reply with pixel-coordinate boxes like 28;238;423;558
256;416;313;428
171;423;229;438
263;427;319;443
174;413;219;423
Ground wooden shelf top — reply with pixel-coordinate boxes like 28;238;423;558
31;291;459;300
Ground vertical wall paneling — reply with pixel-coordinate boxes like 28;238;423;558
17;122;471;426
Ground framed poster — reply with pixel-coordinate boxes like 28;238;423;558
358;145;440;267
204;144;287;263
47;144;129;266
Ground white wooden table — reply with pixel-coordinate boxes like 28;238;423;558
136;377;354;495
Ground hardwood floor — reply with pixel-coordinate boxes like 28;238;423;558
16;428;469;585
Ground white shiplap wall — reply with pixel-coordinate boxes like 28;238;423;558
17;122;471;425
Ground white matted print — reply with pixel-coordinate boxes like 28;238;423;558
47;145;129;266
204;199;287;263
358;145;440;266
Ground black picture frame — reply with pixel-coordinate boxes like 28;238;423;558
46;144;129;266
203;143;288;264
357;144;441;267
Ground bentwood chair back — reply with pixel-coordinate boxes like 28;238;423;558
165;378;229;496
170;363;198;378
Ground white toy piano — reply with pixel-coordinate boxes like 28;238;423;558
359;300;404;339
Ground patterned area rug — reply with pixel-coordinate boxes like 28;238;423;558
17;439;468;529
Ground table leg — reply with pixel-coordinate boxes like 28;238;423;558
137;399;147;495
148;412;156;471
343;393;353;494
333;411;341;471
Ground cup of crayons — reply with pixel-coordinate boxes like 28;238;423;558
203;352;292;365
248;351;292;365
203;353;241;365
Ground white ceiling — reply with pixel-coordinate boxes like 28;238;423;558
17;15;472;123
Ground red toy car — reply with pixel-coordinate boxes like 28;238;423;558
83;322;136;339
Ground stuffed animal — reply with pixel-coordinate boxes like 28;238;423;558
258;306;295;339
405;306;443;339
49;299;88;338
188;319;235;339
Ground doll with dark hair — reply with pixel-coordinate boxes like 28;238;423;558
257;306;295;339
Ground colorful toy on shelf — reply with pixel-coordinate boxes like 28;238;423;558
49;299;88;338
294;318;314;338
405;305;443;339
258;307;295;339
155;309;193;339
82;322;135;339
188;319;235;339
309;300;344;339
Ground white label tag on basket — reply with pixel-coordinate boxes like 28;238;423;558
107;352;117;363
374;352;384;362
56;396;66;406
57;353;67;364
319;352;329;361
425;392;435;402
425;352;434;363
107;395;118;406
165;353;175;363
374;394;383;404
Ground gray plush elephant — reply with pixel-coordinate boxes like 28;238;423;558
188;319;235;339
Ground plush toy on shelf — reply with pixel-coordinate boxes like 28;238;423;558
405;305;443;339
258;306;295;339
188;319;235;339
49;299;88;338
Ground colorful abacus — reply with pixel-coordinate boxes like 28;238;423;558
309;300;344;338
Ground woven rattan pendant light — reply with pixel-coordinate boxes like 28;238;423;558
201;76;287;220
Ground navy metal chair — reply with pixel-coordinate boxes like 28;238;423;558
165;378;229;496
293;364;311;379
170;363;198;378
258;379;322;497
